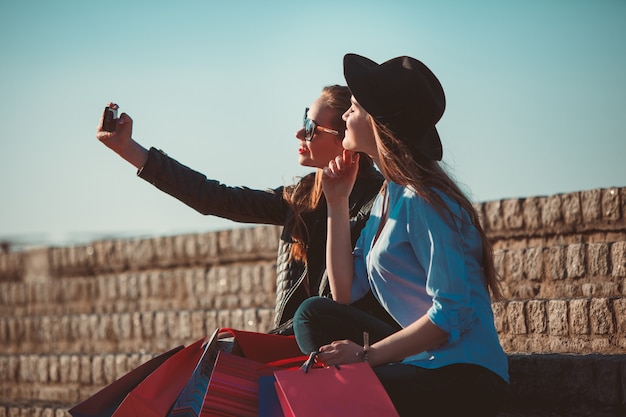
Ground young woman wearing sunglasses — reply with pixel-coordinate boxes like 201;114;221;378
96;85;395;334
293;56;509;416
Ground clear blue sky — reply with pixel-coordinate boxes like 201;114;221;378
1;0;624;249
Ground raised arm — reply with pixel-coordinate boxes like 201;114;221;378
322;150;360;304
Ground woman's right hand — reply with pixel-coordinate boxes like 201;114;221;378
96;102;133;153
96;102;148;169
321;149;360;205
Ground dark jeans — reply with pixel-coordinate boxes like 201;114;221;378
293;296;507;417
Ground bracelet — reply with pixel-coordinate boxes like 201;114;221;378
361;331;370;363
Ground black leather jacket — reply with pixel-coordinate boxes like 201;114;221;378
138;147;390;334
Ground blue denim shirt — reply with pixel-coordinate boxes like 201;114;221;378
350;181;509;382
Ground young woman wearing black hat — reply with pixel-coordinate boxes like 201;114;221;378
95;85;396;335
293;55;508;416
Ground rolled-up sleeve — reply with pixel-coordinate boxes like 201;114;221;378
409;198;475;345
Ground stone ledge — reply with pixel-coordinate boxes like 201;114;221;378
1;241;624;318
479;187;626;243
494;297;626;354
0;262;277;317
0;308;275;355
0;225;282;282
495;241;625;300
506;354;626;414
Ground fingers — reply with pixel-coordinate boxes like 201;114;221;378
117;112;132;126
322;151;359;179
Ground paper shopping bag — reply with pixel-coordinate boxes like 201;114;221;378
218;328;306;366
167;329;232;417
200;350;277;417
68;345;184;417
273;362;400;417
111;337;206;417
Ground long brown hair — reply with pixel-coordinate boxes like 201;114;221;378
371;119;502;300
283;85;374;264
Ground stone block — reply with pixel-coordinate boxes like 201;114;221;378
602;188;621;222
507;301;526;334
581;189;602;223
48;356;59;384
547;300;568;336
177;310;192;340
546;246;566;280
590;298;615;335
524;247;543;281
526;300;547;334
484;200;503;231
569;298;590;335
540;195;563;228
566;244;586;279
491;302;508;333
614;298;626;335
502;198;524;229
506;250;524;282
79;355;91;384
561;191;582;225
611;242;626;277
522;197;541;230
91;355;104;385
588;242;610;276
103;354;116;384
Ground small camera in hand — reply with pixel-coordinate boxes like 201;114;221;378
102;106;118;132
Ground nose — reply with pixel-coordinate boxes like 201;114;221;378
342;109;349;121
296;127;306;140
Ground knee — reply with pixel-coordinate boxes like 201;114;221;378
293;296;333;324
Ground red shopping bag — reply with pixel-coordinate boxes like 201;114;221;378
168;329;306;417
218;328;306;365
200;350;277;417
273;362;400;417
167;329;230;417
111;337;206;417
69;345;184;417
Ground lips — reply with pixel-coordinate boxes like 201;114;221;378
298;145;309;154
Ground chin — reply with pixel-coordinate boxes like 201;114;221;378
298;157;314;168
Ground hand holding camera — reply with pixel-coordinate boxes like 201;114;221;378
96;102;148;169
102;106;118;132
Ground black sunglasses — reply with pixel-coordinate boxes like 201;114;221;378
303;107;340;141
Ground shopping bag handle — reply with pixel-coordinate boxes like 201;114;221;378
299;350;340;373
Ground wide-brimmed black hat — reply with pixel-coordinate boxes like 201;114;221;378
343;53;445;161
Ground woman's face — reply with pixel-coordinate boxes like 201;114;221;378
295;97;344;168
342;97;378;158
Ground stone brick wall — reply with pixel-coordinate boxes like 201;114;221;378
0;187;624;416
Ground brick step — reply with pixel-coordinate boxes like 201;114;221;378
0;225;282;282
494;297;625;354
480;187;626;248
0;351;166;407
0;307;274;355
495;241;625;300
1;296;624;356
1;354;624;417
1;240;624;318
0;262;277;317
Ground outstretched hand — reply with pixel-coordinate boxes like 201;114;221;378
96;102;133;153
322;149;360;205
95;102;148;169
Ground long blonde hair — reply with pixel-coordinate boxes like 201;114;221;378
283;85;375;264
371;118;502;300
